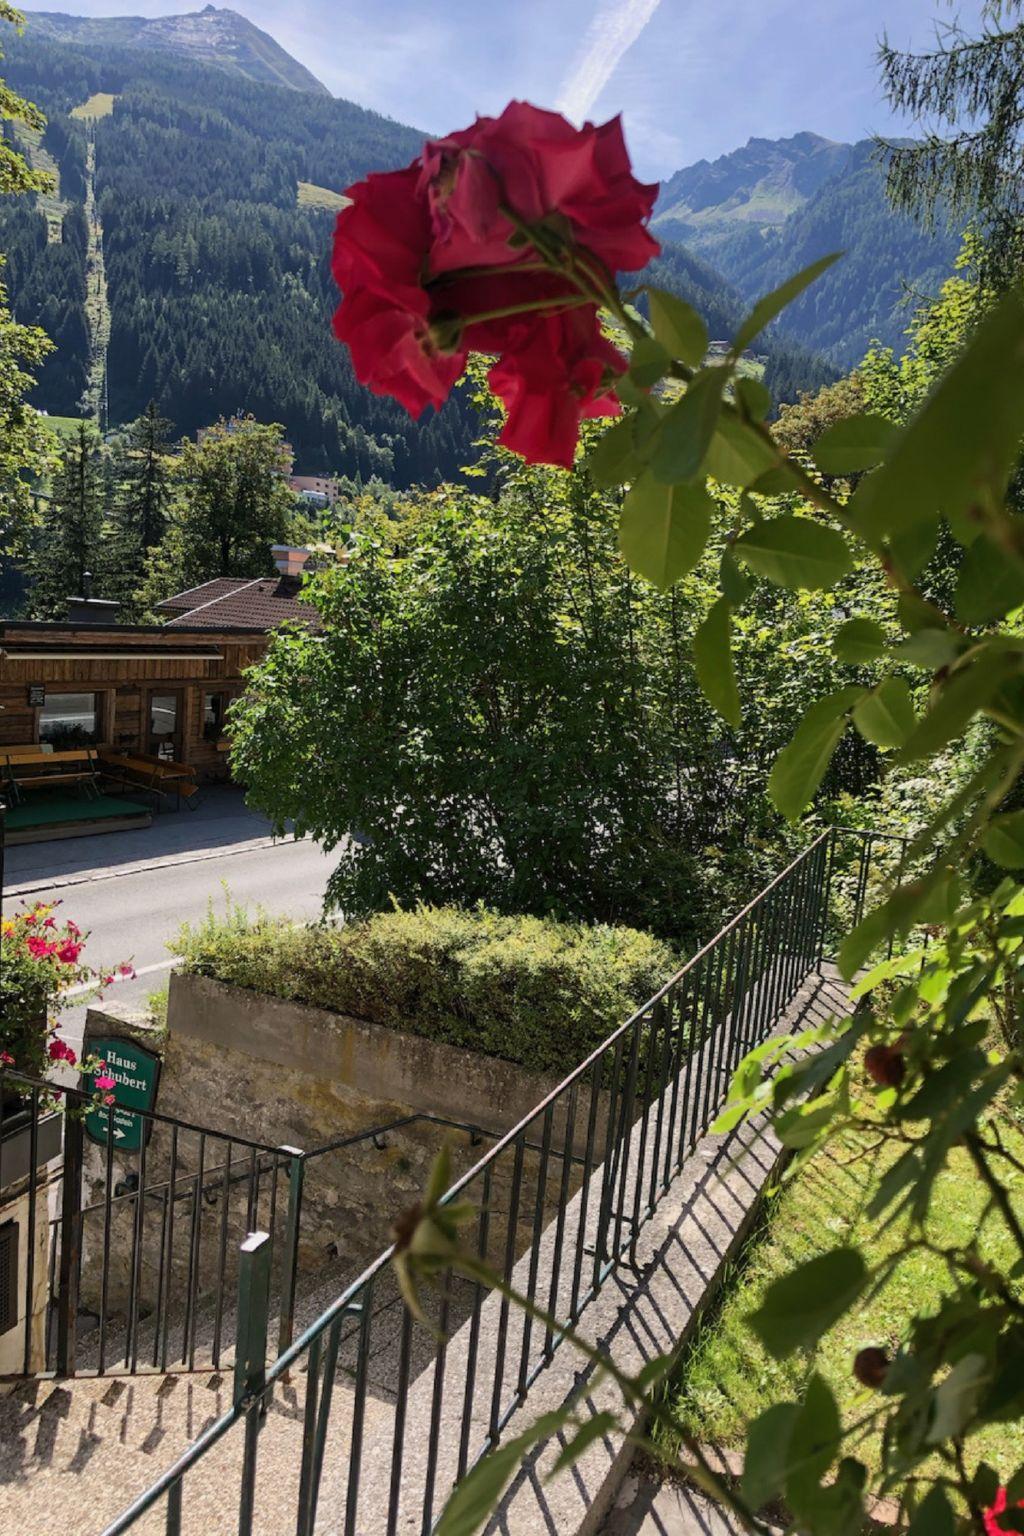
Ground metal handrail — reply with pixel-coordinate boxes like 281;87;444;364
98;826;905;1536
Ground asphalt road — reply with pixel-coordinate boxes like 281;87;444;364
2;792;336;1051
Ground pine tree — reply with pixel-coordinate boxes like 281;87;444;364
878;2;1024;282
25;421;105;618
107;401;175;616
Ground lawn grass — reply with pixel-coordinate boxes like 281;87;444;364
655;1119;1024;1479
298;180;350;213
71;92;116;119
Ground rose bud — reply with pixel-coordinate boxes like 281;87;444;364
853;1347;890;1388
864;1044;905;1087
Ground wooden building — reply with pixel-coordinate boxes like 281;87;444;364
0;547;315;784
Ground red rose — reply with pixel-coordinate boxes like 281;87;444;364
488;307;624;468
985;1489;1024;1536
421;103;659;278
331;100;655;463
333;287;466;417
331;164;431;309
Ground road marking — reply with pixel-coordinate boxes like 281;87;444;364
66;957;178;998
5;832;313;899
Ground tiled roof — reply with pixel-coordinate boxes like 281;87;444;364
156;577;252;614
162;575;318;632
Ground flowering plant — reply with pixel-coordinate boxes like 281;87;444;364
0;900;133;1089
335;101;1024;1536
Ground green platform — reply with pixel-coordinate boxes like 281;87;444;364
4;791;152;843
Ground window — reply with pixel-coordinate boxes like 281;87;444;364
38;692;99;749
202;693;226;743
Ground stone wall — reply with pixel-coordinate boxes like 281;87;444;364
78;975;604;1341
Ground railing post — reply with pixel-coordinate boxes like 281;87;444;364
234;1231;271;1408
277;1148;305;1356
236;1232;271;1536
817;828;838;967
56;1110;84;1377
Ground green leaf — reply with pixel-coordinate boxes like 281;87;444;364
733;253;842;355
834;617;886;665
619;474;713;590
850;288;1024;543
742;1403;798;1507
890;518;939;582
647;286;708;369
694;596;741;727
649;370;725;485
549;1412;619;1476
893;629;962;671
927;1352;990;1443
897;654;1019;763
734;515;853;591
435;1411;567;1536
786;1374;841;1506
811;413;898;475
984;810;1024;868
735;375;772;421
720;548;751;605
852;677;915;750
956;534;1024;625
587;418;640;488
768;688;862;821
748;1248;866;1359
906;1486;955;1536
703;410;779;489
629;333;672;388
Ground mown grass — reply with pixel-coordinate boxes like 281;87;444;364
71;92;116;119
297;180;350;212
655;1118;1024;1478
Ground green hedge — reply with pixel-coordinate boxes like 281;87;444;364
173;904;679;1077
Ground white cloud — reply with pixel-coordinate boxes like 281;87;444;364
555;0;664;123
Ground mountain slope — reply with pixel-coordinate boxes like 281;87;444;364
656;134;961;369
658;132;852;235
26;5;330;94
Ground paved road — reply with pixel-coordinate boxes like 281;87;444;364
1;789;336;1050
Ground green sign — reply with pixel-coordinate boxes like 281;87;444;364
83;1035;162;1152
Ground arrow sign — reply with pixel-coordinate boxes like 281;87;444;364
83;1035;162;1152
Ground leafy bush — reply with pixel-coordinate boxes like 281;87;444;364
173;903;679;1077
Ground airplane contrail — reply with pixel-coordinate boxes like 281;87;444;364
555;0;664;123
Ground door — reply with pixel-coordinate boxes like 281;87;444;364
147;690;183;761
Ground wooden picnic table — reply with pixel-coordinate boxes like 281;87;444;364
97;749;199;810
1;748;102;805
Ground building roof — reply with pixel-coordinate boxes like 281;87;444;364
162;574;318;631
156;577;254;615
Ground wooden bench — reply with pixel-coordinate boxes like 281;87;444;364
1;748;102;805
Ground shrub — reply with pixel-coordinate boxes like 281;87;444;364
173;903;680;1077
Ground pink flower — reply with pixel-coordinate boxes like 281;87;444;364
48;1038;76;1066
0;1051;14;1067
94;1074;116;1091
101;974;114;987
43;917;56;930
65;920;81;938
118;963;136;979
27;936;57;959
56;941;82;965
104;1093;115;1106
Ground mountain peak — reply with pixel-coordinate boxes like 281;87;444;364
26;7;331;95
656;131;854;234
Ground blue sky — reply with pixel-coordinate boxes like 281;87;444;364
27;0;991;178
